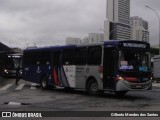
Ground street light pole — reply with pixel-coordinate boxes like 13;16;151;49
145;5;160;55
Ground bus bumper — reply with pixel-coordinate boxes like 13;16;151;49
4;70;16;77
116;80;152;91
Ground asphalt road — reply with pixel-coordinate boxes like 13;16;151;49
0;78;160;120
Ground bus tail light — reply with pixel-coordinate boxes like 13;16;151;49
98;66;103;73
98;66;103;80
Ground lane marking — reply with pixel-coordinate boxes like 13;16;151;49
0;84;13;91
15;84;25;90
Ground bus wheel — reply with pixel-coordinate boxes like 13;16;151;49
41;76;48;89
86;79;99;96
115;91;128;96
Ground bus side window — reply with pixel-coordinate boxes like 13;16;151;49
23;51;36;65
52;52;61;66
62;48;75;65
75;47;87;65
40;51;51;65
33;51;41;65
87;46;102;65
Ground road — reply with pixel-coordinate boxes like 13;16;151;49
0;78;160;120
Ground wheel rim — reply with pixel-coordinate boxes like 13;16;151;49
42;79;46;88
90;83;98;92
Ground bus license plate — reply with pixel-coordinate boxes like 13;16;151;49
135;85;142;88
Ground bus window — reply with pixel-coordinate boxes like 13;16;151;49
23;51;37;65
52;52;61;66
40;51;51;65
13;58;21;68
24;51;51;65
119;50;150;72
75;47;87;65
62;48;74;65
87;46;102;65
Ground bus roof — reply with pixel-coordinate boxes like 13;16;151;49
104;40;150;45
104;40;150;48
24;45;76;52
24;40;150;52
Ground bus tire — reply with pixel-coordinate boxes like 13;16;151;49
115;91;128;96
86;79;99;96
41;76;48;89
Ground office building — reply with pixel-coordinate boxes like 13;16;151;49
130;16;149;43
104;0;131;40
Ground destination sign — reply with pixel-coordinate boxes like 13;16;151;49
123;43;147;48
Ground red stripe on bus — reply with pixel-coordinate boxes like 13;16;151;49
53;68;60;86
123;77;138;82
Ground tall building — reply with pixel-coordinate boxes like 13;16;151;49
104;0;131;40
130;16;149;43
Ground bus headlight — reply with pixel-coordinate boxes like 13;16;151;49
4;69;8;74
115;75;124;81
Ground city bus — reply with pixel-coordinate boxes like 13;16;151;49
22;40;152;95
3;53;23;77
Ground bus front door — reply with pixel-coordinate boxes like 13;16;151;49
103;48;115;89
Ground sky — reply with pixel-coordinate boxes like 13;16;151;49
0;0;160;48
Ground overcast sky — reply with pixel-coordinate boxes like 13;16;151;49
0;0;160;48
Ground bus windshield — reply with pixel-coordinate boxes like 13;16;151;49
6;57;22;69
119;50;150;72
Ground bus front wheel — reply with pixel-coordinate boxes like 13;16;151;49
86;79;99;96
